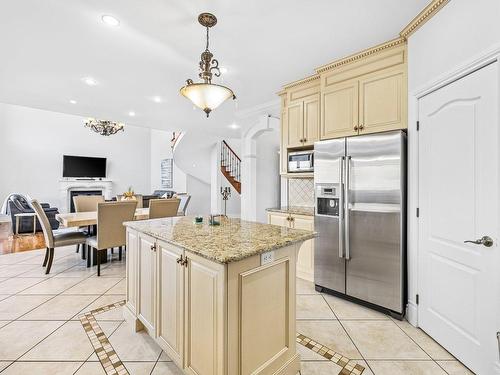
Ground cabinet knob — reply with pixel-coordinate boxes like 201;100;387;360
359;124;365;131
354;125;359;131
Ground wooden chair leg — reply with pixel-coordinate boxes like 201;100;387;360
45;248;55;274
97;248;101;276
42;247;49;267
119;246;122;261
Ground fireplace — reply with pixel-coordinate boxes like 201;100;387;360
59;179;113;213
69;190;103;212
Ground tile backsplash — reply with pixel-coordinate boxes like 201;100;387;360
288;178;314;207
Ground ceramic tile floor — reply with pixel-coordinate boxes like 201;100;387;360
0;247;475;374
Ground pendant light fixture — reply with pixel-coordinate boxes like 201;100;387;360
180;13;236;117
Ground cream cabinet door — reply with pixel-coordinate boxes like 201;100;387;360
268;212;290;228
303;95;320;146
291;216;315;282
286;102;304;148
358;67;406;134
125;229;139;315
322;80;359;139
137;233;157;335
157;241;184;368
184;252;225;375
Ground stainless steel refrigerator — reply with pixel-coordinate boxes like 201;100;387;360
314;130;406;318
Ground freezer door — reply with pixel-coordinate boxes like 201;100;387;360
314;139;346;292
345;131;406;313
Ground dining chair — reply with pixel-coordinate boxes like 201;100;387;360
86;201;137;276
116;194;143;208
175;194;191;216
149;198;181;219
31;199;87;274
73;195;104;254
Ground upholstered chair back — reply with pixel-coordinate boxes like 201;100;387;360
149;198;181;219
31;199;55;248
116;194;143;209
73;195;105;212
96;201;137;250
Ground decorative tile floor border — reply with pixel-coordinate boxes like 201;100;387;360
80;300;129;375
296;333;365;375
80;300;365;375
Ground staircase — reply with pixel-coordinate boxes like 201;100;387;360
220;140;241;194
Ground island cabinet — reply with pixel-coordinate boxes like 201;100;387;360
124;218;311;375
267;212;315;282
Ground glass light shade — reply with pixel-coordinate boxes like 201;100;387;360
180;83;234;116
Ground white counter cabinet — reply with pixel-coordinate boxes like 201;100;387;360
124;219;311;375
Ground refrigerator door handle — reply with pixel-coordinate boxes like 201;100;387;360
345;155;351;260
338;156;345;258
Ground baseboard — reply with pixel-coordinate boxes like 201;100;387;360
406;300;418;326
273;353;300;375
296;270;313;283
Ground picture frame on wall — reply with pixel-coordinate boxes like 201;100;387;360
160;158;173;189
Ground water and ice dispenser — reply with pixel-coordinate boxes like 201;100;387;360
315;184;340;217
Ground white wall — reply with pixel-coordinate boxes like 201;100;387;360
406;0;500;325
185;175;211;215
240;115;280;222
0;103;152;209
150;129;187;194
255;129;280;223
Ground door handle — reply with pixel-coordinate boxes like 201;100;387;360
338;156;345;259
464;236;494;247
345;156;351;260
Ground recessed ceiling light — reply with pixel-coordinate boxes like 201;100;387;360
152;96;162;103
82;77;98;86
229;123;240;129
220;67;228;74
128;111;136;117
69;99;77;104
101;15;120;27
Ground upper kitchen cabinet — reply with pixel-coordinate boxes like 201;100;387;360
321;79;359;139
358;65;406;134
318;38;407;139
281;77;321;149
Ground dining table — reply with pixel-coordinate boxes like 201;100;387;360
55;207;150;228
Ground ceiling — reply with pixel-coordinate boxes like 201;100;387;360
0;0;428;136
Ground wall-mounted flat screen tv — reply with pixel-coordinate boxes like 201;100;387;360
63;155;107;178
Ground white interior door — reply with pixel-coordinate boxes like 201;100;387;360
418;62;499;375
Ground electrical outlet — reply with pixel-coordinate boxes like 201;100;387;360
261;251;275;265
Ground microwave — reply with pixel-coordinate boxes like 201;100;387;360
288;150;314;173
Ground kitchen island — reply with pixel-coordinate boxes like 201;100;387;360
123;216;314;375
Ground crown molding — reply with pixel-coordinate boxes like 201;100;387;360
315;37;406;74
400;0;450;39
281;74;320;91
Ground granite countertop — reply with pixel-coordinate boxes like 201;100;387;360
266;206;315;216
124;216;315;264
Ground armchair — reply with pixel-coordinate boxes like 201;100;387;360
7;194;59;234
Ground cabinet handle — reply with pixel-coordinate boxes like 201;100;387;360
359;124;365;131
150;244;156;252
182;257;188;267
354;125;359;131
176;255;184;264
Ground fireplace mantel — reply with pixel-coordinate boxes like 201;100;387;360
59;179;113;213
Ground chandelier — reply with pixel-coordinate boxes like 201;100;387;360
84;118;124;136
180;13;236;117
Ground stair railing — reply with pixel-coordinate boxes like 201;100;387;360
221;140;241;183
